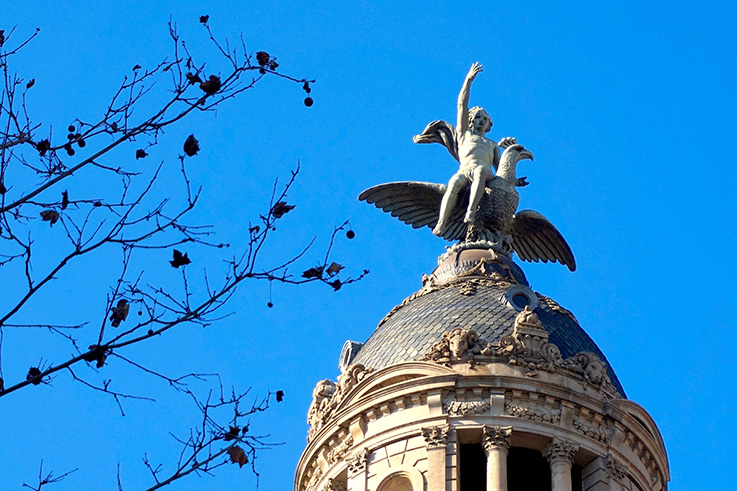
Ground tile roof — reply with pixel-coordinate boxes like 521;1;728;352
351;277;626;397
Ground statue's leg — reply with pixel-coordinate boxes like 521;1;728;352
465;167;493;223
434;174;467;236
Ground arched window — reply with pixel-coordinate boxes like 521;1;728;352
378;475;413;491
376;468;424;491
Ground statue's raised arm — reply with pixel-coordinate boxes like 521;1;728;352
457;62;484;137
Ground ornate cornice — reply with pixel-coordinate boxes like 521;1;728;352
545;437;578;465
482;425;512;454
421;425;450;448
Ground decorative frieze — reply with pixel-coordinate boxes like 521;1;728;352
545;437;578;465
505;401;561;423
326;435;354;465
445;399;491;416
573;417;611;444
482;425;512;454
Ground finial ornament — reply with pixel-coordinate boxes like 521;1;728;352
359;62;576;271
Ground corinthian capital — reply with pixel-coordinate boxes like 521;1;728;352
482;425;512;454
422;425;450;448
545;437;579;465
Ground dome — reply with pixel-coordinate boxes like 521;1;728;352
350;248;626;397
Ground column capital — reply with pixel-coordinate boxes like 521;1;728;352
347;447;370;477
482;425;512;455
422;424;450;449
545;437;579;465
605;455;628;483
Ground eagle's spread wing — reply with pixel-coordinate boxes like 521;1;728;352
509;210;576;271
358;182;467;241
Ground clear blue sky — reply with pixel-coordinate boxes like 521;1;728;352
2;1;736;489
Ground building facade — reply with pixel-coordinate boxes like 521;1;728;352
295;249;669;491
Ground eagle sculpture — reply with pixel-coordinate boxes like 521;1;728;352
358;144;576;271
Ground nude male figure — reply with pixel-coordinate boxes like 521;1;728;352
433;63;517;236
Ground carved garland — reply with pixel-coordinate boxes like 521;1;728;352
505;401;561;423
445;399;491;416
572;417;611;444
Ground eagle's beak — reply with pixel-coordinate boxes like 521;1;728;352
519;148;534;161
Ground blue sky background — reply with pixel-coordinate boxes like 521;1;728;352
1;1;736;489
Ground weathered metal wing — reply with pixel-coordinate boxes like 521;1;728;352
358;182;467;241
509;210;576;271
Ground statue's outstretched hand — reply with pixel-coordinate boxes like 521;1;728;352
499;137;517;149
467;62;483;81
516;177;530;187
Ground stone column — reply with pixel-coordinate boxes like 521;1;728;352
545;437;579;491
422;425;449;491
482;425;512;491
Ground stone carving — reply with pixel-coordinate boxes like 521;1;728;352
304;466;324;491
346;447;370;476
445;399;491;417
505;401;561;423
421;327;493;365
326;435;354;465
306;365;373;441
605;456;628;482
416;62;507;235
358;63;576;271
323;479;347;491
498;306;563;375
562;352;617;394
421;425;450;448
482;425;512;453
545;437;579;464
572;417;611;444
307;379;337;440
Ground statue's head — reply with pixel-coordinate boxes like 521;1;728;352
469;106;492;133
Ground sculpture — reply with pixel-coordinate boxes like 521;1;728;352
359;63;576;271
413;63;525;236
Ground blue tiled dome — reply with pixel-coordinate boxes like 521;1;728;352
351;249;625;397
